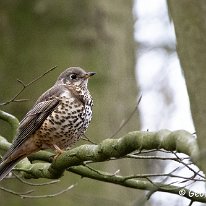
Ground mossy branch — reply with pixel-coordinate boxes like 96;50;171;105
48;129;199;177
0;110;19;138
1;110;205;203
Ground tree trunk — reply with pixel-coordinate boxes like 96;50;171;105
168;0;206;172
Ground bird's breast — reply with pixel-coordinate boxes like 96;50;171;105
60;89;72;98
35;95;93;149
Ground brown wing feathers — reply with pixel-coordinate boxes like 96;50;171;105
0;85;64;162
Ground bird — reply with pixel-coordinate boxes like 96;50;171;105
0;67;96;181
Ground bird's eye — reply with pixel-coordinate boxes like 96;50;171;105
70;74;77;80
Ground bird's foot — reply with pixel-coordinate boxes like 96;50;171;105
53;144;64;160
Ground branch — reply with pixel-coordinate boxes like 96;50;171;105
0;66;57;106
0;129;200;178
20;184;76;199
48;130;199;176
0;186;33;197
0;129;204;203
68;166;206;203
0;111;19;139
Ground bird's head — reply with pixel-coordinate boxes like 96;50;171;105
57;67;96;88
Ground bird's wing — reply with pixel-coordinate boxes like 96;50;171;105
2;85;64;161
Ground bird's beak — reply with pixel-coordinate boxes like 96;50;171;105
83;72;96;79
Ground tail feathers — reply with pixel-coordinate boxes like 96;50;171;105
0;158;21;181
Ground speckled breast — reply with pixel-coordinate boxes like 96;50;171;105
35;95;93;150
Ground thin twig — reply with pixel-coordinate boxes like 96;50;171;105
132;148;175;155
82;134;97;144
188;200;194;206
0;186;34;196
123;173;205;182
110;94;142;138
0;66;57;106
13;173;60;186
126;154;189;162
172;152;204;179
20;183;76;199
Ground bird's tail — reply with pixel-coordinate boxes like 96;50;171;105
0;158;21;181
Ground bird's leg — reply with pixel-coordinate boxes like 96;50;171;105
53;144;64;159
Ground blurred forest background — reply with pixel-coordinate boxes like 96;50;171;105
1;0;206;206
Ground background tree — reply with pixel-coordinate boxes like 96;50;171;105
168;0;206;173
